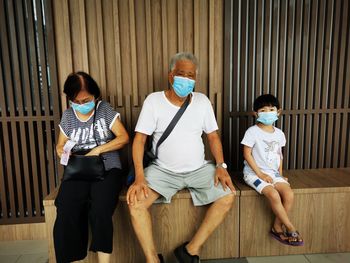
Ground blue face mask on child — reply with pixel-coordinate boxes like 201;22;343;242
172;76;195;97
257;111;278;125
70;100;95;115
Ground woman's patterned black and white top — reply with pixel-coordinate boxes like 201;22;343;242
59;100;122;170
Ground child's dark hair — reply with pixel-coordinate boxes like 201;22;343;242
253;94;280;112
63;72;101;101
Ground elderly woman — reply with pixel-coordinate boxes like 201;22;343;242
54;72;129;263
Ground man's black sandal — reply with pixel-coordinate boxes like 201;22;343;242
174;242;200;263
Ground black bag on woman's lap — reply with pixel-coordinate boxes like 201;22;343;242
62;154;106;182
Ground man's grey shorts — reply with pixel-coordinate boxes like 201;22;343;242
144;163;233;206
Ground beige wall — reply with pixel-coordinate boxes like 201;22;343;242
53;0;224;132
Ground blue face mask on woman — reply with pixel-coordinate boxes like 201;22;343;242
70;100;95;115
257;111;278;125
172;76;195;97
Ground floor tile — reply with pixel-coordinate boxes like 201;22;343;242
15;253;48;263
203;258;248;263
247;255;310;263
0;255;20;263
0;240;47;255
305;253;350;263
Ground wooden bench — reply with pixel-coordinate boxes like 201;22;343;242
231;168;350;257
44;188;239;263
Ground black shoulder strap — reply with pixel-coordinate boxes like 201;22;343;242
92;101;99;146
154;94;191;158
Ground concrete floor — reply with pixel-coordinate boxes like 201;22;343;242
0;240;350;263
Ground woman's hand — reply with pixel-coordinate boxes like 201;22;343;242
85;147;101;156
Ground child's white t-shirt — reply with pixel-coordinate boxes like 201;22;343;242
241;125;286;176
135;91;218;173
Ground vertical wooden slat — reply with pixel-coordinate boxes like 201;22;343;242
161;0;168;92
112;0;123;107
52;0;73;110
244;0;249;109
215;0;224;129
328;1;340;109
27;121;41;216
208;0;215;100
265;0;274;93
236;0;241;109
128;0;138;106
102;0;115;105
183;0;194;53
223;0;233;168
69;0;89;72
197;0;209;95
0;61;8;219
145;0;154;95
96;0;107;97
194;0;200;61
177;0;183;51
259;0;264;95
281;0;288;109
252;0;257;102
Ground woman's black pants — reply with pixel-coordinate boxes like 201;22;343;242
53;168;123;263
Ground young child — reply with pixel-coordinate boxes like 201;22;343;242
241;94;303;246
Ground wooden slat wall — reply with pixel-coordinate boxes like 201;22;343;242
0;0;60;224
224;0;350;171
52;0;224;136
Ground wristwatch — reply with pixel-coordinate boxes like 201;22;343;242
216;162;228;169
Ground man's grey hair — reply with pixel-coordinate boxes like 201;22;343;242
169;52;199;72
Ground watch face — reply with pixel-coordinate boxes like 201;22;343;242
222;163;228;169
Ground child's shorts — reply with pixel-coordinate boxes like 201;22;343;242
243;171;289;194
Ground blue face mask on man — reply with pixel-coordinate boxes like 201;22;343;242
257;111;278;125
172;76;195;97
70;100;95;115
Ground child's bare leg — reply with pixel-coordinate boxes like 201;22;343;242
273;183;295;232
262;186;295;233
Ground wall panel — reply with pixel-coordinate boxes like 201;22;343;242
224;0;350;171
52;0;224;133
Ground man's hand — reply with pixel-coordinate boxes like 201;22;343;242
214;168;236;193
258;172;273;183
126;179;149;206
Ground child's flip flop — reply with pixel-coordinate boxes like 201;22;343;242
286;231;304;246
270;228;290;245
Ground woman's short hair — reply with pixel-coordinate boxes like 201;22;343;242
63;72;101;101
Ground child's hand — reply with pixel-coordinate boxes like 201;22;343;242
259;173;273;183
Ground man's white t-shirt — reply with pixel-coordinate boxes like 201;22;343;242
241;125;286;176
135;91;218;173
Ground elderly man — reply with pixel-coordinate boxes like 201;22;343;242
127;52;235;263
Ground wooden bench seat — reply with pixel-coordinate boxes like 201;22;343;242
44;187;239;263
231;168;350;257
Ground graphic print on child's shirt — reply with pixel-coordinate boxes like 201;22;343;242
263;140;281;170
